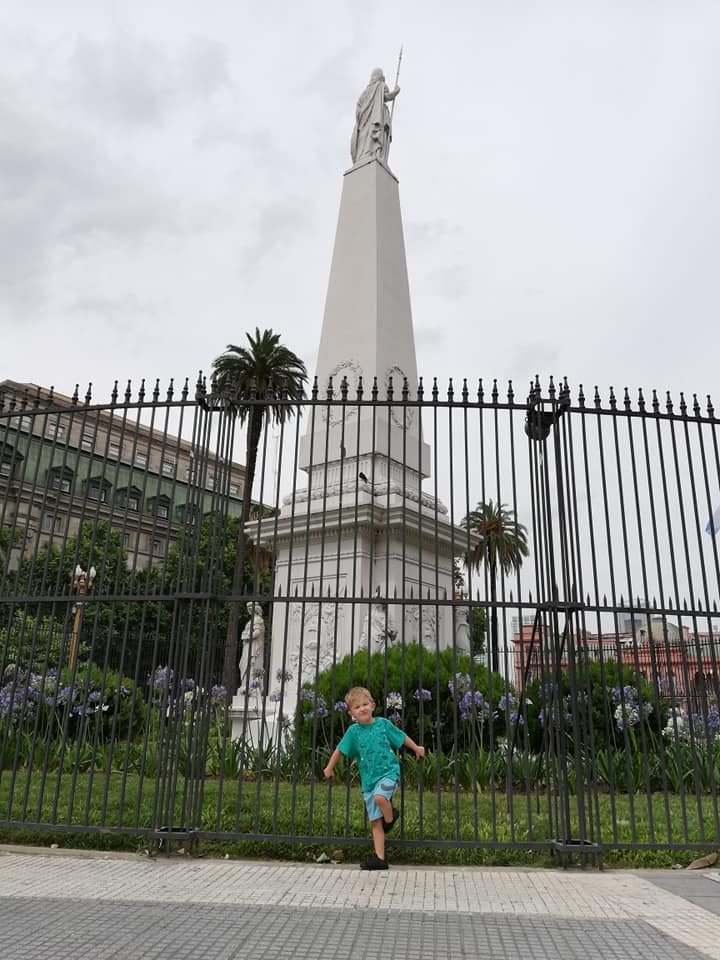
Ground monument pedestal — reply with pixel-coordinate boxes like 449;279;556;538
228;692;275;749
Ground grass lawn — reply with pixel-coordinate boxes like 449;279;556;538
1;766;719;867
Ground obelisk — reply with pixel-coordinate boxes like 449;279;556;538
266;68;457;707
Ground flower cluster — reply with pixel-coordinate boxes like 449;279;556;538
611;685;653;731
458;690;491;723
663;704;720;742
299;687;328;720
447;673;472;699
413;688;432;702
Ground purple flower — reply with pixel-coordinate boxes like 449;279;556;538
413;688;432;702
334;701;348;712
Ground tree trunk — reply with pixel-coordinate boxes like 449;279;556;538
489;572;498;675
221;407;264;699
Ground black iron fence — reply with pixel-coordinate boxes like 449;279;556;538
1;375;719;857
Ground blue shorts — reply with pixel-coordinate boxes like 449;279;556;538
362;777;398;821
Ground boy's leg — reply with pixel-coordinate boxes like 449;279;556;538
370;817;386;861
373;793;393;824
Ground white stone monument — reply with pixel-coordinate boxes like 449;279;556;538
261;72;460;716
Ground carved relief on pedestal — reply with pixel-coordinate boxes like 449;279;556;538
288;601;343;683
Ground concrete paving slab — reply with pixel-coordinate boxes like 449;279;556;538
0;850;718;960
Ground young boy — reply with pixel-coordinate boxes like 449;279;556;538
323;686;425;870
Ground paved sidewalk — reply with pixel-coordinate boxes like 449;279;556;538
0;848;718;960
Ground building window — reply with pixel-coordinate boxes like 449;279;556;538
117;486;141;512
134;449;148;468
41;512;65;533
19;415;32;432
206;475;215;491
122;533;131;549
161;458;176;477
229;483;240;496
45;418;66;442
152;538;164;555
87;478;111;504
0;446;21;480
108;440;121;459
48;466;73;494
81;432;95;451
148;496;171;520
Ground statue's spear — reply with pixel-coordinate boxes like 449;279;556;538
385;45;403;161
389;45;403;125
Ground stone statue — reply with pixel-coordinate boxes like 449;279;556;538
350;68;400;165
455;606;472;657
238;601;265;693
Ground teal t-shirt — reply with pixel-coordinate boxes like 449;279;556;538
337;717;407;792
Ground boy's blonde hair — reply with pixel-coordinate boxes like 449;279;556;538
344;686;374;709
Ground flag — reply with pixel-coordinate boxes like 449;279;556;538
706;504;720;535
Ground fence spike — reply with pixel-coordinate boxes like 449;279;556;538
697;597;703;612
409;586;414;599
491;378;498;402
387;374;394;401
548;375;556;399
586;593;591;606
442;587;447;600
693;394;701;418
311;376;318;400
310;583;315;597
707;394;714;418
371;376;379;401
713;600;718;613
181;378;189;401
609;386;617;409
507;380;514;404
152;379;160;402
293;585;299;597
125;380;132;403
84;383;93;405
623;387;631;411
461;378;469;402
356;376;364;401
343;585;347;598
326;375;334;400
594;386;601;409
665;391;673;414
402;376;409;402
416;376;423;402
447;378;454;402
651;389;659;413
432;377;438;401
340;375;349;401
477;378;484;402
166;378;174;402
603;594;607;605
578;384;585;408
637;387;645;411
393;586;398;599
71;384;79;404
679;392;687;416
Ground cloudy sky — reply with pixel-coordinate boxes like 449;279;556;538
2;0;719;407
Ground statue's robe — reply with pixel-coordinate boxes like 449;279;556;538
350;79;391;164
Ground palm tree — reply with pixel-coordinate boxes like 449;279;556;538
461;500;529;674
212;328;308;697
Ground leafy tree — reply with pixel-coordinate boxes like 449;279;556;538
461;500;528;673
211;328;307;696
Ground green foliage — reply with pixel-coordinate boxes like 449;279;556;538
295;643;511;776
523;659;667;753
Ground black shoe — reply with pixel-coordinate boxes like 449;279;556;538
360;854;388;870
382;806;400;833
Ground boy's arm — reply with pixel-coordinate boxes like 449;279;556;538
402;734;425;759
323;748;343;779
